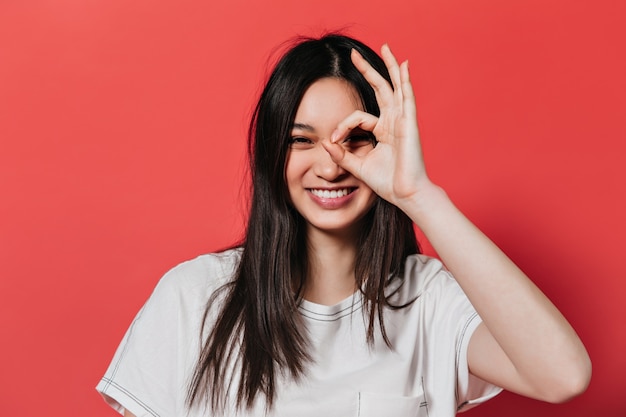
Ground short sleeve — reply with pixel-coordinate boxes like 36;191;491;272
96;270;185;416
429;269;502;412
455;311;502;412
404;255;502;413
96;251;240;416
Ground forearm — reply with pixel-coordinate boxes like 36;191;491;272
400;181;591;399
334;40;590;400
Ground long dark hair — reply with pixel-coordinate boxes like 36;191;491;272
187;33;419;413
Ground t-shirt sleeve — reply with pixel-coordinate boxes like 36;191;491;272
454;309;502;412
96;251;239;416
96;268;188;417
407;255;502;411
434;270;503;412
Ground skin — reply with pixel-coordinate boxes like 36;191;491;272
286;77;377;304
323;45;591;402
122;44;591;417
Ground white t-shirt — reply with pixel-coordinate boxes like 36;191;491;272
97;249;501;417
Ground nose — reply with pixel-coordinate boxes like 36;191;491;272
313;140;347;181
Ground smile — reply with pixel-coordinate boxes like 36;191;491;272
309;188;354;199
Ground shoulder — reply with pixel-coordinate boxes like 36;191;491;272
403;253;446;281
144;248;242;311
157;248;241;290
386;254;472;313
96;250;242;416
110;248;242;356
392;254;453;295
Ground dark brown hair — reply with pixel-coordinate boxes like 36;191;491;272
187;33;419;413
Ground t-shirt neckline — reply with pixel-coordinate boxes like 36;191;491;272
298;291;364;322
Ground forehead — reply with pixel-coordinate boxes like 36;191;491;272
293;78;363;129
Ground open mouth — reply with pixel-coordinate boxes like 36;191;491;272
309;188;355;199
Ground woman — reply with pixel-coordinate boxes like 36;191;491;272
97;34;591;417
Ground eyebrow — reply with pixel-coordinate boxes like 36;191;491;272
291;122;315;132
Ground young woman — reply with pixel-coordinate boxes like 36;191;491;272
97;34;591;417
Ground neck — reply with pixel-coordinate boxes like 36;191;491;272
303;226;359;306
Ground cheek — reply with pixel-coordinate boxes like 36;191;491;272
284;157;295;190
284;152;305;194
357;181;379;211
364;189;378;209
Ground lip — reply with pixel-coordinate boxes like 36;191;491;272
307;187;357;209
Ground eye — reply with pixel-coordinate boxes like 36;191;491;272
342;132;376;152
288;136;314;149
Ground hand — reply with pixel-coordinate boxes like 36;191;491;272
323;45;431;209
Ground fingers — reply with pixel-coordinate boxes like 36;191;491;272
330;110;379;144
400;60;416;120
380;44;402;99
326;109;378;181
351;45;414;114
321;140;364;181
351;49;395;109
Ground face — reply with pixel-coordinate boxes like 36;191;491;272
285;77;377;237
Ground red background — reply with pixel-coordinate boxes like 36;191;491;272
1;0;625;415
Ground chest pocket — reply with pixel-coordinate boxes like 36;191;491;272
357;391;428;417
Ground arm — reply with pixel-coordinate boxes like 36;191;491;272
124;411;136;417
406;183;590;402
325;45;591;403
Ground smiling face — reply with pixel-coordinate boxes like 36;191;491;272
285;77;377;238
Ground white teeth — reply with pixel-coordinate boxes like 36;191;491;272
311;188;351;199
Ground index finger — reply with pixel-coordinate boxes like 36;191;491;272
380;44;402;96
351;48;395;109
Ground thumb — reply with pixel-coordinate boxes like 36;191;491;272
321;140;363;180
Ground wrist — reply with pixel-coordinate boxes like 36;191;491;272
399;181;455;228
